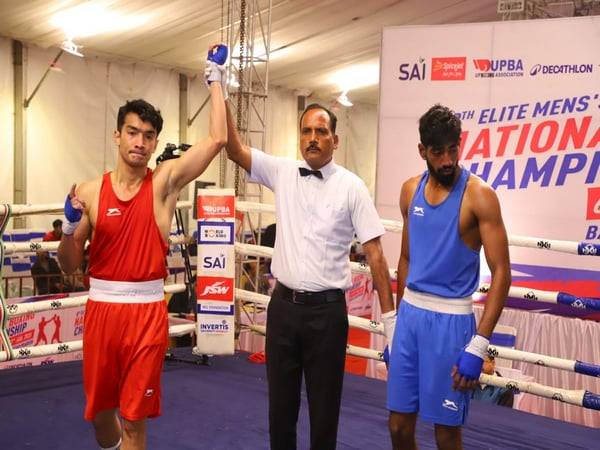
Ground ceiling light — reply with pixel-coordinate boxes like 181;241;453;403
336;90;353;107
50;3;150;39
60;39;83;57
329;63;379;91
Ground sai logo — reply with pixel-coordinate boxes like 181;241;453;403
586;187;600;220
398;58;426;81
199;246;234;276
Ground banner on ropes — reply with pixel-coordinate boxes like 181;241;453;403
377;17;600;275
195;189;235;355
0;293;84;370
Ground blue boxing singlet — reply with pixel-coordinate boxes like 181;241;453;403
406;167;480;298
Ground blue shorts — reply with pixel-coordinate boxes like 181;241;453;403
387;299;475;426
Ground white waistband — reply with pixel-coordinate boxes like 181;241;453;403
89;278;165;303
403;288;473;315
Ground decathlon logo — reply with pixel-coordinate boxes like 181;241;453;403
529;63;593;77
442;399;458;411
413;206;425;217
106;208;121;216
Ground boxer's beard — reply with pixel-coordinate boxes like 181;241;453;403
427;160;458;187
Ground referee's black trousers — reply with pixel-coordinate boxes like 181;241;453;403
266;283;349;450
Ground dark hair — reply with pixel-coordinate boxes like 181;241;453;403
117;99;163;135
300;103;338;134
418;104;461;148
52;219;63;228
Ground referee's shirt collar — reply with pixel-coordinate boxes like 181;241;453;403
299;158;336;180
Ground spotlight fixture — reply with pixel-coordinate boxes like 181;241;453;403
336;90;353;107
60;38;83;57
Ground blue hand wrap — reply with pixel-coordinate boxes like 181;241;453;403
64;194;82;223
207;45;228;65
456;351;484;380
383;345;390;369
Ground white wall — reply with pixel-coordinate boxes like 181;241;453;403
3;41;380;234
0;37;14;206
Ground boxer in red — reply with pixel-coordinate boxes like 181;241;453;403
58;45;228;450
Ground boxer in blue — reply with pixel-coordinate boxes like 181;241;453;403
387;104;511;450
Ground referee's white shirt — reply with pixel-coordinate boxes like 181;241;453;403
249;148;385;292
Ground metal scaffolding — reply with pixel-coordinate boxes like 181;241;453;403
221;0;273;341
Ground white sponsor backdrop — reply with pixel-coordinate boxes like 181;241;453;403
377;17;600;270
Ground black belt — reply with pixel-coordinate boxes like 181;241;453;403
275;282;345;305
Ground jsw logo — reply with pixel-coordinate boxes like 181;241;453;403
200;281;230;296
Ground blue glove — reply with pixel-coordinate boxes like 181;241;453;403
456;334;489;380
63;186;83;236
382;345;390;369
208;44;228;65
64;193;82;223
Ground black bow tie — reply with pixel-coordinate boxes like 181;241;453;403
299;167;323;179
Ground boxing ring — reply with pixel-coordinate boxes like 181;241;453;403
1;201;600;449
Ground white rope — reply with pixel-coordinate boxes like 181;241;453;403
5;200;599;256
236;288;385;335
0;321;197;362
7;284;186;318
7;201;193;217
479;373;586;408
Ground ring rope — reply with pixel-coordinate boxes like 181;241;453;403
6;284;187;318
488;345;600;378
5;201;600;256
236;243;600;312
247;323;600;411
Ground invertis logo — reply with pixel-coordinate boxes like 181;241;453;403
552;393;565;402
537;240;551;249
369;320;379;329
7;304;18;314
50;300;62;309
524;291;538;300
535;359;546;366
378;351;385;360
57;344;70;353
29;242;42;251
18;348;32;358
479;286;490;293
488;347;499;358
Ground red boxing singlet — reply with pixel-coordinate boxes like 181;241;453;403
88;169;168;282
